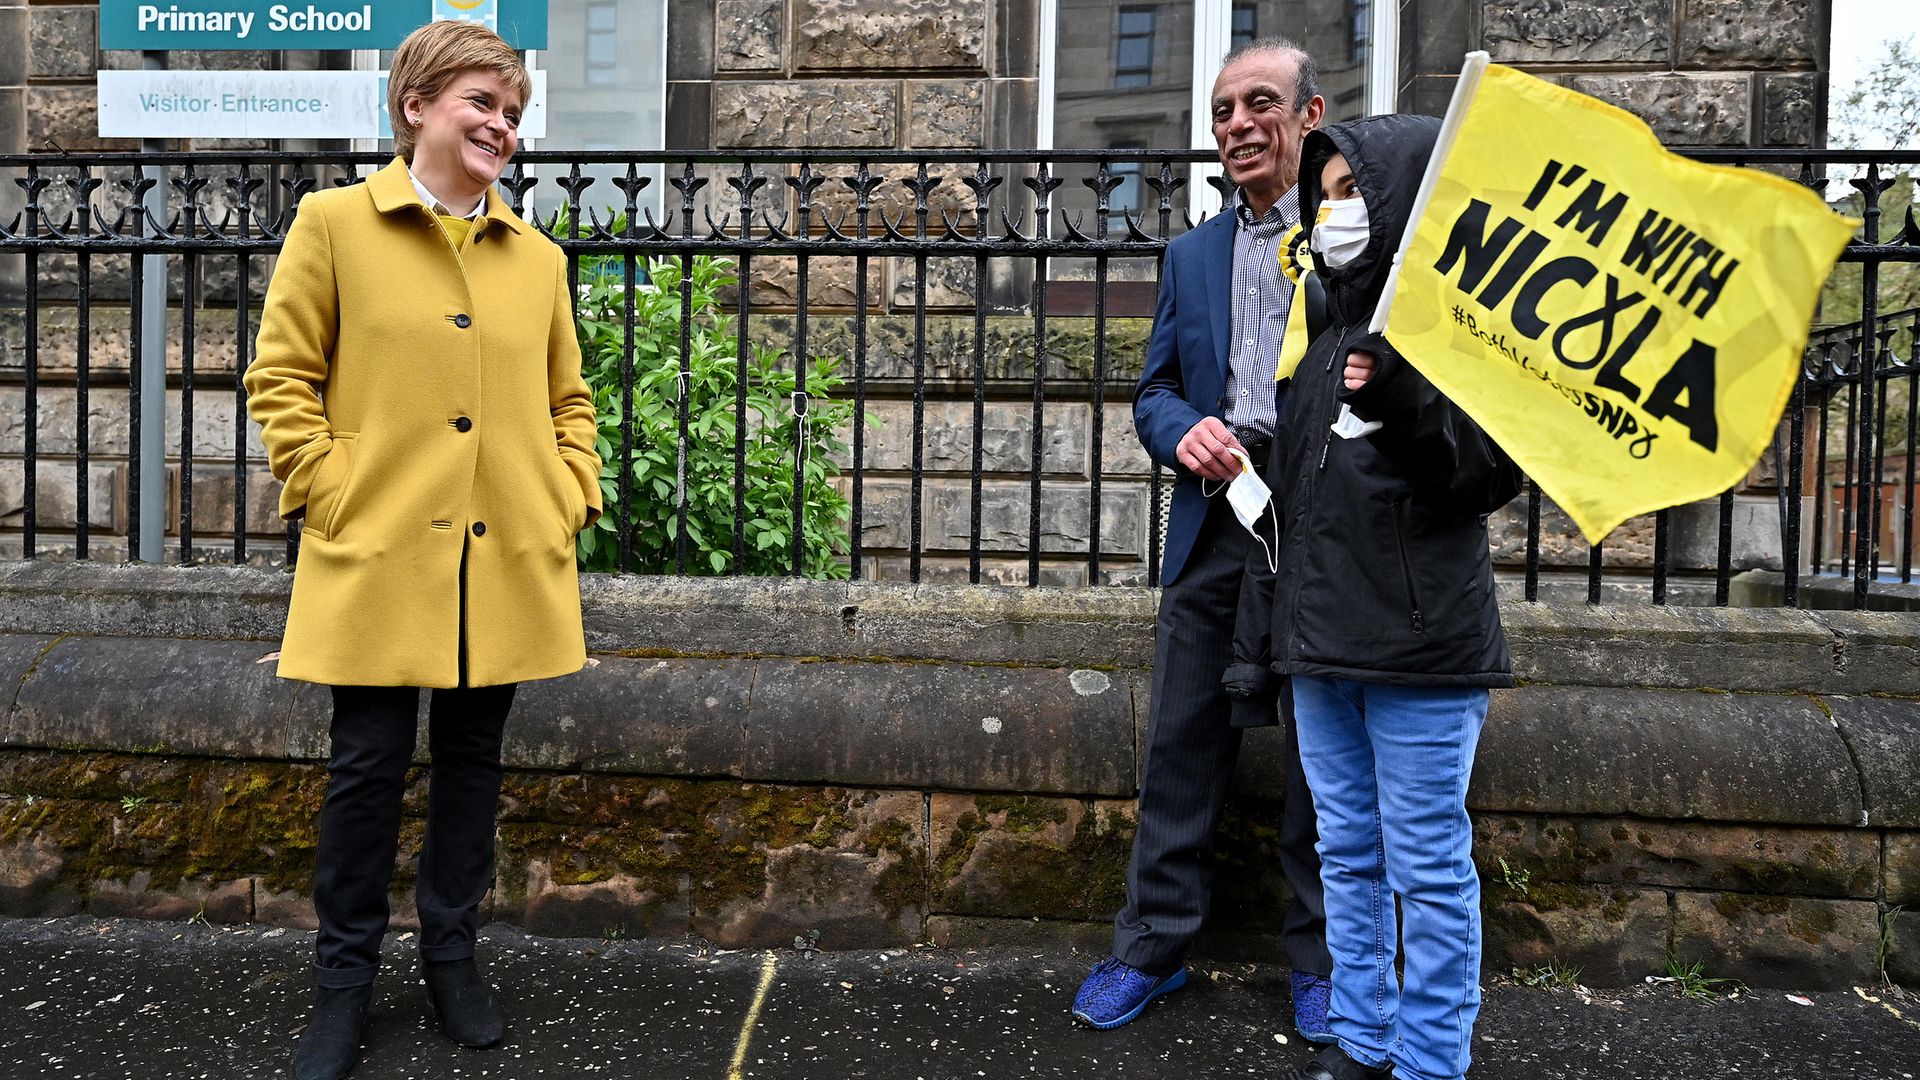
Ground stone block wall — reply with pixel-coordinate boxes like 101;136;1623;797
1406;0;1826;147
4;0;304;156
675;0;1023;152
0;561;1915;989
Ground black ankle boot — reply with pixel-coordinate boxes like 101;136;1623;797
1280;1045;1395;1080
293;983;371;1080
422;957;505;1048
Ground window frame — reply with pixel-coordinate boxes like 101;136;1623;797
1230;2;1256;49
1039;0;1399;219
584;0;621;87
1112;5;1159;90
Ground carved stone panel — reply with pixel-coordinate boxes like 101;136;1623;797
808;163;979;229
1678;0;1818;67
793;0;988;72
908;80;986;149
29;4;97;80
27;86;129;153
713;80;899;149
714;0;783;73
889;254;978;309
1762;73;1821;148
1480;0;1670;64
1565;74;1752;147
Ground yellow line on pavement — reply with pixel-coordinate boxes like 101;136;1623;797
727;951;780;1080
1852;986;1920;1031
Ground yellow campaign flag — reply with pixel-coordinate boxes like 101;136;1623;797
1374;56;1858;543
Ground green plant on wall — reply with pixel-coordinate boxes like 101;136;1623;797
565;224;858;577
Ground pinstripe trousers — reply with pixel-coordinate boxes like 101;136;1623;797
1113;498;1331;977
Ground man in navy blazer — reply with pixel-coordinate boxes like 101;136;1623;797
1073;38;1334;1040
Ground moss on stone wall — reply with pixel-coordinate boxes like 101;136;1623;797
931;795;1131;919
492;776;924;940
864;817;927;921
0;742;1902;988
0;753;329;900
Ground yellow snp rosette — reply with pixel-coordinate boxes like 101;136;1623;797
1273;220;1316;384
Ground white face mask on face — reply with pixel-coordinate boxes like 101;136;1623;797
1313;195;1370;270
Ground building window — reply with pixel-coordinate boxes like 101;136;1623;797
1043;0;1385;312
1113;6;1157;89
1107;157;1144;231
585;1;619;87
1057;0;1192;159
1048;0;1377;209
526;0;668;220
1231;2;1257;48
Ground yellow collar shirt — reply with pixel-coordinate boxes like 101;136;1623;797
406;164;485;220
406;163;486;249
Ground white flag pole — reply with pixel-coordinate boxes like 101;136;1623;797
1367;51;1491;335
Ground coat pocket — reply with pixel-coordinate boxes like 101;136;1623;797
549;452;585;542
304;433;359;541
1389;498;1425;636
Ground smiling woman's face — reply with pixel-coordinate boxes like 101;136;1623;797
404;68;521;200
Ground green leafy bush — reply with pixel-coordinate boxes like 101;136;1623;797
568;246;857;576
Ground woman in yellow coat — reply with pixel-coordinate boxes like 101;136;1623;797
243;21;601;1079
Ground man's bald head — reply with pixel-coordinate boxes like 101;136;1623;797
1220;37;1320;118
1211;38;1326;214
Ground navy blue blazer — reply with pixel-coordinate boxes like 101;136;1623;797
1132;210;1255;585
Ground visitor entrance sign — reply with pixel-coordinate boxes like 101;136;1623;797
97;68;548;139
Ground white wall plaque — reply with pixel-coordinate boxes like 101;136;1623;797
98;69;547;140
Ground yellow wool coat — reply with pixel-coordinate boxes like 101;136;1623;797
245;158;603;689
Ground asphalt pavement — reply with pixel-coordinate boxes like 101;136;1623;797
0;916;1916;1080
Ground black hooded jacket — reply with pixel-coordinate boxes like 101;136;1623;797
1224;114;1523;720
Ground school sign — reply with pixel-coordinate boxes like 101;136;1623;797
97;0;549;139
99;0;549;50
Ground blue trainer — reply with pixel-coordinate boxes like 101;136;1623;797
1071;957;1188;1029
1291;970;1334;1044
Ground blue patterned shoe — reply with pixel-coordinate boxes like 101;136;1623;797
1071;957;1188;1029
1291;970;1334;1045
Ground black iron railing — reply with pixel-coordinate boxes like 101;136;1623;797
1805;305;1920;585
2;148;1918;605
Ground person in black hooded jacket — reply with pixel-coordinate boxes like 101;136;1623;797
1228;115;1522;1080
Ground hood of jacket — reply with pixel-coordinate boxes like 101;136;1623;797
1299;114;1441;320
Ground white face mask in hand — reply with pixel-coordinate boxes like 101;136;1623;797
1203;447;1281;573
1313;195;1370;270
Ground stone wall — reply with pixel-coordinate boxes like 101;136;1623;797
3;0;318;155
0;560;1914;989
1406;0;1827;147
671;0;1024;152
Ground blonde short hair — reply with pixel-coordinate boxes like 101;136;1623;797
387;20;532;161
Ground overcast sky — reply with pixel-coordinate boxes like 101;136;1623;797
1829;0;1918;145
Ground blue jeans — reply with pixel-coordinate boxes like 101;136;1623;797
1291;676;1488;1080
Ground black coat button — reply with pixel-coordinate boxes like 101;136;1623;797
472;522;486;537
454;416;472;432
454;313;472;328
